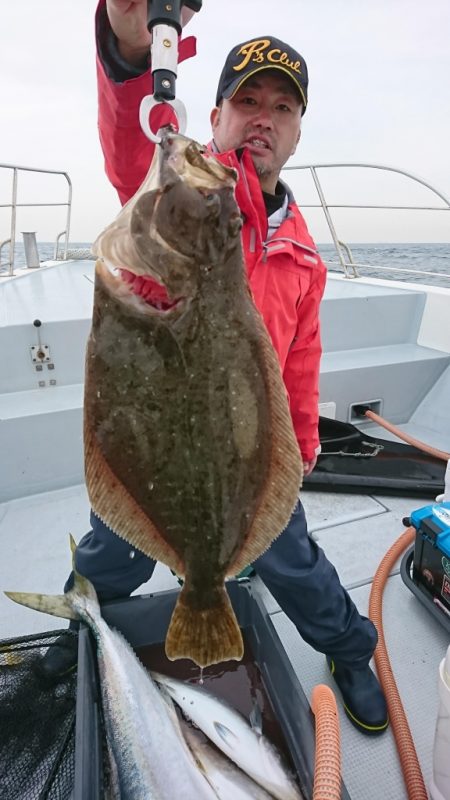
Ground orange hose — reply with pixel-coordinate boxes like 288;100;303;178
369;527;427;800
364;409;450;462
311;684;342;800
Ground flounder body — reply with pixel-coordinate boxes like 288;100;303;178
85;130;302;667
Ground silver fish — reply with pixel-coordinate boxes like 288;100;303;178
180;718;282;799
153;672;303;800
5;541;218;800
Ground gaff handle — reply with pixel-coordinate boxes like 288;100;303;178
147;0;202;101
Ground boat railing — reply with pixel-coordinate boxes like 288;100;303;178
282;162;450;280
1;161;448;281
0;163;72;276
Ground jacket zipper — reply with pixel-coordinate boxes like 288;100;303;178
238;160;259;254
226;152;315;261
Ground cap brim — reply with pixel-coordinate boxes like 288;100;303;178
222;64;307;110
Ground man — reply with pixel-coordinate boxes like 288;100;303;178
44;0;388;736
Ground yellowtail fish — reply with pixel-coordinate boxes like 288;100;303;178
5;549;220;800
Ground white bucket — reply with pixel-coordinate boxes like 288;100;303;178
435;460;450;503
430;645;450;800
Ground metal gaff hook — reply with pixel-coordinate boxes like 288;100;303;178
139;95;188;144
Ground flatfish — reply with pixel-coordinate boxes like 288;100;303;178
85;129;302;666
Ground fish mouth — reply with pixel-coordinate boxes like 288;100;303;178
160;129;238;189
93;129;239;306
97;259;187;317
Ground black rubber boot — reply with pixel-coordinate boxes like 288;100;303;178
327;657;389;736
35;629;79;682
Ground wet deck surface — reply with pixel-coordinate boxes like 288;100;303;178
0;482;448;799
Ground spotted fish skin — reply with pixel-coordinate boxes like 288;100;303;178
86;130;302;667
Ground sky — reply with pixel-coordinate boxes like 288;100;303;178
1;0;449;244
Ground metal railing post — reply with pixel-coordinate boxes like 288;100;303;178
337;240;360;278
8;169;18;276
54;231;67;260
308;167;353;277
282;161;450;280
64;175;72;260
0;163;72;275
0;238;11;271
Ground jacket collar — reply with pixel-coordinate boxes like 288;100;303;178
208;139;295;204
207;141;318;259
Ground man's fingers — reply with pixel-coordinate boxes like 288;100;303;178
106;0;151;52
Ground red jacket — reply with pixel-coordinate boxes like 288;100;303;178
95;4;327;462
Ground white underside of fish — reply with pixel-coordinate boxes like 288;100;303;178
152;673;303;800
180;719;281;799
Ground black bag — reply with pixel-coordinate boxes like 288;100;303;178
303;416;446;497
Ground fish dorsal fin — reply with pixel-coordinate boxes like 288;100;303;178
228;329;302;575
84;421;185;576
249;700;263;736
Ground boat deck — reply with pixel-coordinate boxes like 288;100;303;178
0;481;447;800
1;261;450;797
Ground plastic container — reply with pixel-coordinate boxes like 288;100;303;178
435;459;450;503
429;644;450;800
73;578;350;800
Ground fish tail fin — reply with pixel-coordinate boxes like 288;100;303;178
69;533;101;615
165;585;243;667
4;536;97;623
4;591;79;621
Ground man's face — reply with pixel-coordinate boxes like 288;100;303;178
210;71;303;193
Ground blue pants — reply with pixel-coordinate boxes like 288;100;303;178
66;502;377;667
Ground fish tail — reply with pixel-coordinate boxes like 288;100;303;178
5;590;79;621
165;586;244;667
5;536;100;624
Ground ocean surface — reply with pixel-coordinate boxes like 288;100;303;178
318;242;450;287
2;241;450;287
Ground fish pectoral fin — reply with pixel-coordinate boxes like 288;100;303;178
4;591;79;621
165;585;244;668
214;721;239;747
249;700;263;736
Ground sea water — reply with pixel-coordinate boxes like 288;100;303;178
318;242;450;287
2;241;450;288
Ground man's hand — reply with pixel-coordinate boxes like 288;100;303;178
106;1;151;66
106;1;198;66
302;456;317;478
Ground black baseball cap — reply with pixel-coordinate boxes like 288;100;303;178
215;37;308;114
